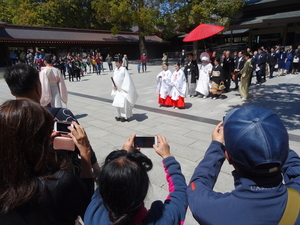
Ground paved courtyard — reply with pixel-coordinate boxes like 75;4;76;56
1;64;300;224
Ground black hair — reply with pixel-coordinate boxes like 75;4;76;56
175;62;180;67
163;63;169;67
4;64;39;96
244;52;251;58
99;149;153;225
188;53;194;57
44;54;52;64
214;57;221;64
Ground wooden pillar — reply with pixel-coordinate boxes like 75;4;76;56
229;30;233;52
282;25;288;46
248;29;252;49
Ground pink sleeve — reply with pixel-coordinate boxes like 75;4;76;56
57;71;68;104
39;70;51;106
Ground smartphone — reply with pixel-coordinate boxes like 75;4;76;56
134;136;157;148
54;121;73;134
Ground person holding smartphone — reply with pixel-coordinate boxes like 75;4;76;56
187;106;300;225
84;134;188;225
4;63;101;177
0;99;94;224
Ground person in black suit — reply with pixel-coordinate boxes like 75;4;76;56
255;48;267;85
268;48;277;78
222;51;235;92
233;51;245;90
184;53;199;97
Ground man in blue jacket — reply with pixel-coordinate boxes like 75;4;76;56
187;106;300;225
255;48;267;85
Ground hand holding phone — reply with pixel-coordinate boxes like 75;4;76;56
53;121;75;151
153;135;171;159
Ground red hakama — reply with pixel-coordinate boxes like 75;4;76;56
158;95;172;106
171;96;185;108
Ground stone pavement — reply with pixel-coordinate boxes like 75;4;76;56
0;64;300;224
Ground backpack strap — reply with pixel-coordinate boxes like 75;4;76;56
278;188;300;225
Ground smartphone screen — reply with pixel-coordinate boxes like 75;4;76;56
54;121;73;134
134;136;156;148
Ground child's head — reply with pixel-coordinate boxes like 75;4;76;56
99;149;153;224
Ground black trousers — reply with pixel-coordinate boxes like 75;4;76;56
74;68;80;81
224;71;231;92
269;64;275;78
68;69;74;81
142;63;147;72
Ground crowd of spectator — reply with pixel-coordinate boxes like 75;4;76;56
1;45;300;225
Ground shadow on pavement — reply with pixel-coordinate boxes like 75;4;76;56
75;113;88;120
225;83;300;131
133;113;148;122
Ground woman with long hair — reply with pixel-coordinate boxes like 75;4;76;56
84;134;187;225
0;99;94;224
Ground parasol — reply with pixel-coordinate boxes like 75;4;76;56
183;23;225;42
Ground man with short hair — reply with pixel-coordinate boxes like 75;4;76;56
222;51;234;92
255;48;267;85
268;48;277;78
4;63;100;176
187;106;300;225
140;53;148;73
233;51;245;90
105;53;113;71
184;53;199;97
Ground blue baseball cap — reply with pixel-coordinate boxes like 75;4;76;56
224;106;289;175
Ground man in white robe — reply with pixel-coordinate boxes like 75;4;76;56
111;55;138;122
40;54;68;107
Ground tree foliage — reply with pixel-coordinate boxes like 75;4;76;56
0;0;104;29
176;0;245;32
92;0;166;55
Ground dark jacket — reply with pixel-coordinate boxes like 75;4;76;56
223;57;234;76
187;141;300;225
184;60;199;83
0;170;94;225
268;52;277;66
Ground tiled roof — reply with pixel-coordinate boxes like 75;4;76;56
0;24;164;43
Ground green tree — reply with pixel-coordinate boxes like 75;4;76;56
92;0;164;56
0;0;105;29
175;0;245;59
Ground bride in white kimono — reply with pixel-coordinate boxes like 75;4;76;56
111;55;138;122
196;52;212;99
